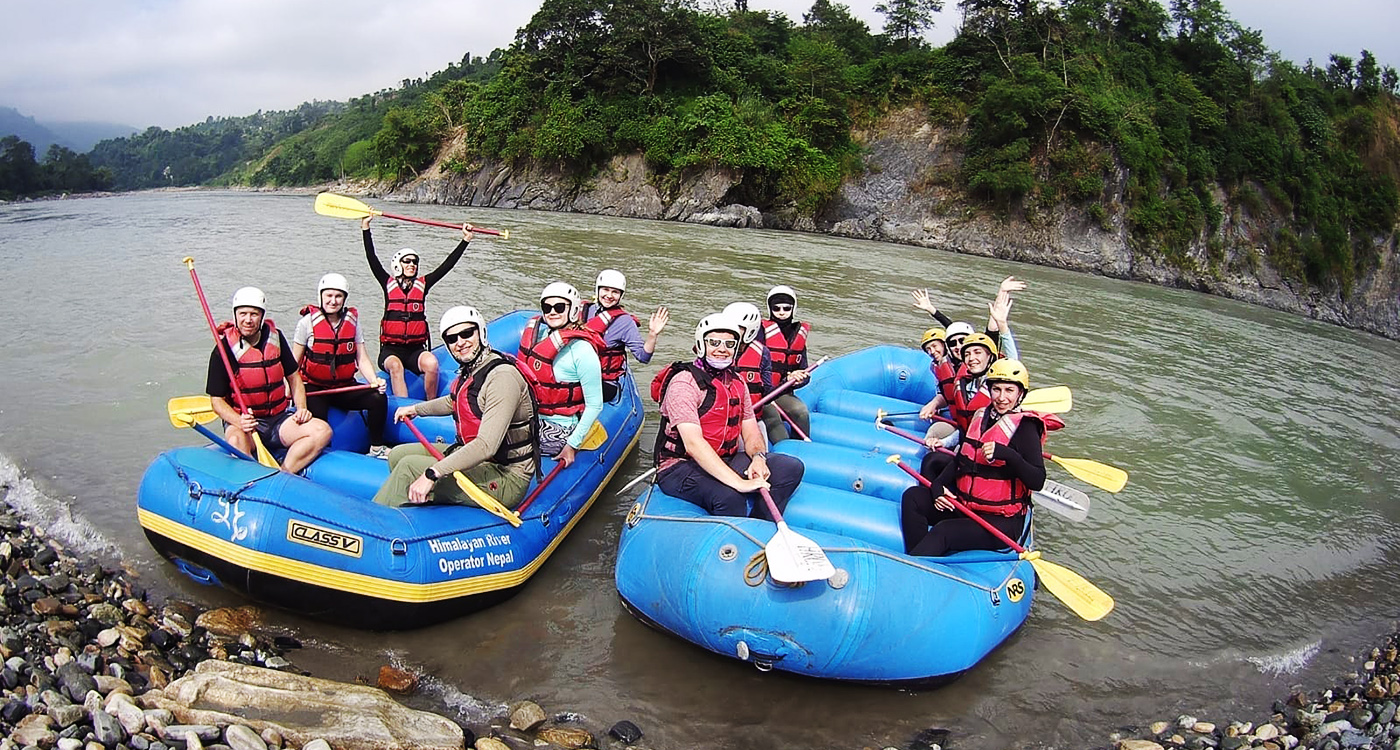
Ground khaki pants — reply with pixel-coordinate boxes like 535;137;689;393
372;443;530;509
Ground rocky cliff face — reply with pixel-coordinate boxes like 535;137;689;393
382;109;1399;339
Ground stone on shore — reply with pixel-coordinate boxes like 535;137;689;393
138;660;463;750
376;665;418;694
509;701;546;731
537;726;595;749
194;606;262;638
1117;740;1165;750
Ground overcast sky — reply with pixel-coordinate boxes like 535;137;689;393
2;0;1395;130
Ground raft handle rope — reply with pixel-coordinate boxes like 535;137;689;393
633;506;1024;594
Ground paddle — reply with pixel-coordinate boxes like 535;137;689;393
401;417;523;527
515;421;610;514
770;400;811;442
758;487;836;584
167;396;257;462
314;193;509;239
306;382;378;397
1044;452;1127;493
888;455;1114;621
905;411;1126;494
1020;385;1072;413
616;467;657;496
873;410;1091;522
751;355;829;413
182;257;280;469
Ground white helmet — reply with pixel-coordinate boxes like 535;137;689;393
230;286;266;313
722;302;763;344
595;269;627;297
766;285;797;315
317;273;349;297
693;312;742;356
391;248;419;277
439;306;489;347
540;281;583;323
946;321;975;339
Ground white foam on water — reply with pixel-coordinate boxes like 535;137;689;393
1247;640;1322;676
385;650;504;724
0;452;116;556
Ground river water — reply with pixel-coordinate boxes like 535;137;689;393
1;190;1398;749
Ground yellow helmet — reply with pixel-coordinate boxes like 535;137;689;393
960;332;999;359
985;358;1029;390
920;327;946;347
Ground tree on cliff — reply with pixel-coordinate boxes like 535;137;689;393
876;0;945;44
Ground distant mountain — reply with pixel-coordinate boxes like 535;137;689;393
0;106;136;155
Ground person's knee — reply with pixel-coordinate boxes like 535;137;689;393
708;493;750;517
384;356;404;373
420;353;439;373
310;419;333;447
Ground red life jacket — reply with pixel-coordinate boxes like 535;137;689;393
952;408;1056;517
582;303;640;383
651;361;747;465
934;358;958;403
298;305;360;388
761;320;809;386
949;363;992;432
451;352;536;467
733;342;768;399
380;277;428;346
517;319;605;417
218;319;290;418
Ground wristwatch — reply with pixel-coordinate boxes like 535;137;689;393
752;452;767;460
424;467;442;483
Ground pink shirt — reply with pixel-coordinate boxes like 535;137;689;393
657;366;755;472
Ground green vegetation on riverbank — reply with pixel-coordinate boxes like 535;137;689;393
5;0;1398;291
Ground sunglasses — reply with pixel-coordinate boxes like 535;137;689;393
400;257;419;265
704;337;738;351
541;301;570;314
442;326;478;345
947;336;967;348
771;304;793;312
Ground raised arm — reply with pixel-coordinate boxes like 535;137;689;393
362;217;389;286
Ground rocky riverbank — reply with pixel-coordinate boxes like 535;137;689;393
0;496;648;750
4;486;1400;750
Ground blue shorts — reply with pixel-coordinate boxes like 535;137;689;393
225;409;295;451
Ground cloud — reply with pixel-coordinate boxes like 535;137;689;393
1;0;1395;131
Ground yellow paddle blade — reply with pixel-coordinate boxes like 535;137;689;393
580;421;608;450
1023;385;1072;413
453;472;523;527
314;192;380;220
1050;454;1127;493
1026;555;1114;621
168;395;217;428
251;433;280;470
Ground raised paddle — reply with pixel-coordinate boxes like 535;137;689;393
873;411;1091;523
402;417;523;527
758;487;836;584
888;455;1114;621
906;411;1126;493
615;467;657;496
314;193;510;238
183;257;280;469
751;355;829;413
168;396;257;462
515;421;610;514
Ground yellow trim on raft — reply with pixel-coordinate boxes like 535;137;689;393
138;431;639;603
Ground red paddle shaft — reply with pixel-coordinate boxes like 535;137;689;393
380;211;507;237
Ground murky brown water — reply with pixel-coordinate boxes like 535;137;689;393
2;191;1398;749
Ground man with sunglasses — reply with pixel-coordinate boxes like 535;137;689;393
373;306;538;508
651;312;804;519
759;285;812;444
362;217;475;399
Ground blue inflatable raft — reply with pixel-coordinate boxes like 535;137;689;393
139;311;642;629
614;346;1037;685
